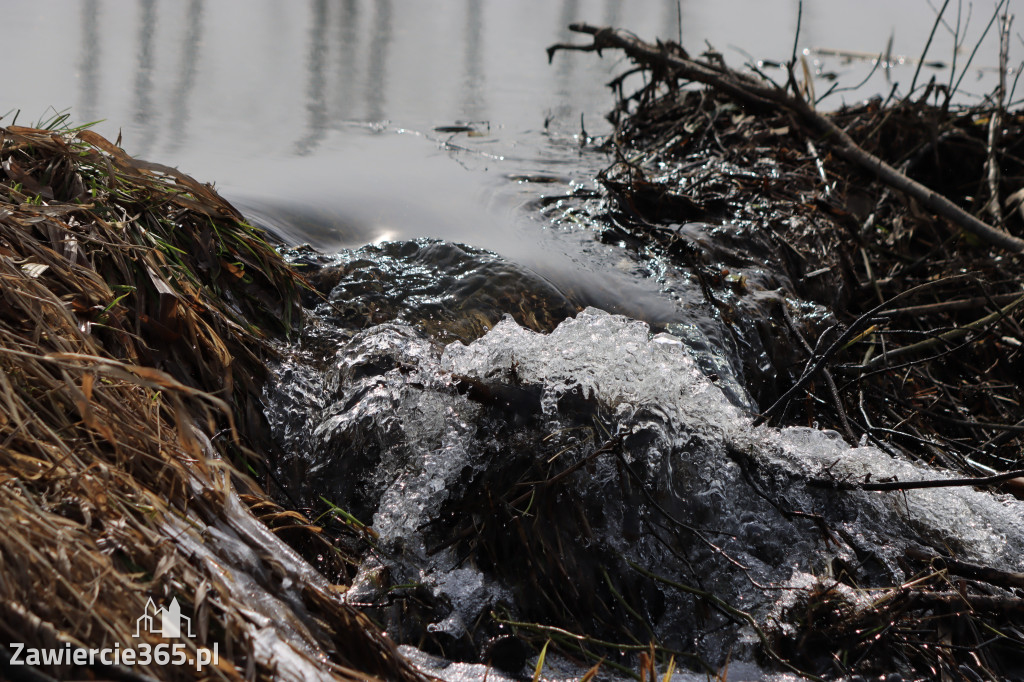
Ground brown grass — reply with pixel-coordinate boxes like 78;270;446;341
0;123;425;681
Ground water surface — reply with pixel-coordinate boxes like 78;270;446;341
4;1;1006;259
5;2;1021;678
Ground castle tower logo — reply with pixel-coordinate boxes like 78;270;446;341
133;597;195;639
10;594;218;671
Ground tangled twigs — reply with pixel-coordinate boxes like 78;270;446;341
548;23;1024;254
779;301;855;440
553;20;1024;679
864;290;1024;368
906;548;1024;590
754;277;967;427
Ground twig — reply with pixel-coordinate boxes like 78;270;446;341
753;276;967;427
860;247;883;305
901;590;1024;614
922;413;1024;433
816;51;884;106
945;0;966;101
910;0;951;96
824;467;1024;491
492;616;708;672
779;302;855;441
981;415;1024;450
790;1;803;81
806;139;829;194
865;290;1024;368
949;0;1007;101
983;11;1012;224
625;561;824;682
876;292;1024;317
1008;56;1024;105
905;547;1024;590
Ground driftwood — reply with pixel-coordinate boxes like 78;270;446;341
548;23;1024;254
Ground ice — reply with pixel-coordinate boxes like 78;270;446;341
267;305;1024;678
769;426;1024;569
441;307;1024;579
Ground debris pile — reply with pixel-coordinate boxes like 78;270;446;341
541;21;1024;679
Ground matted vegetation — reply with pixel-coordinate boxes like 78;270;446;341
539;17;1024;680
0;121;424;681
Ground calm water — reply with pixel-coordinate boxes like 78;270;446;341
3;0;1009;258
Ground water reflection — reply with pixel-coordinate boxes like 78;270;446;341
364;0;392;121
553;0;582;125
132;0;157;156
333;0;360;121
602;0;620;29
29;0;984;169
78;0;101;122
165;0;203;153
296;0;330;155
460;0;485;120
663;0;681;45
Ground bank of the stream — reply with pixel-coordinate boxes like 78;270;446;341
0;122;425;682
269;19;1024;682
538;21;1024;680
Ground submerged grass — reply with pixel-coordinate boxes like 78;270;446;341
0;123;424;681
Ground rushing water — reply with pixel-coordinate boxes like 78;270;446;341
263;296;1024;678
6;1;1021;679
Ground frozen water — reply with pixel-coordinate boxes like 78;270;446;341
268;305;1024;677
446;308;1024;574
442;308;746;439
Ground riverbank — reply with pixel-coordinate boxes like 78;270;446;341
0;123;423;681
544;22;1024;680
4;17;1024;682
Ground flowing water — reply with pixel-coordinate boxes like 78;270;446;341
5;1;1020;679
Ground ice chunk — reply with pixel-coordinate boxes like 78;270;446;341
443;308;746;439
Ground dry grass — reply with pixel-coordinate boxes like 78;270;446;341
0;123;425;681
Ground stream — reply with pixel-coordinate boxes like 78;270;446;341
6;1;1020;679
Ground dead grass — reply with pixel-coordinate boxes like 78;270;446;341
0;123;425;681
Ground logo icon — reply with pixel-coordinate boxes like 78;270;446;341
134;597;195;639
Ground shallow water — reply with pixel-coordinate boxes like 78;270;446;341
5;1;1009;333
5;1;1009;344
266;305;1024;677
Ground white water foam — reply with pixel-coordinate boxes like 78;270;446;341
443;308;1024;572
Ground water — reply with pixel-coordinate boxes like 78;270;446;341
5;1;1021;678
266;306;1024;676
4;0;1009;340
4;1;1008;256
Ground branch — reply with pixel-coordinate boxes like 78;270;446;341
864;290;1024;368
906;547;1024;590
548;23;1024;254
816;467;1024;492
